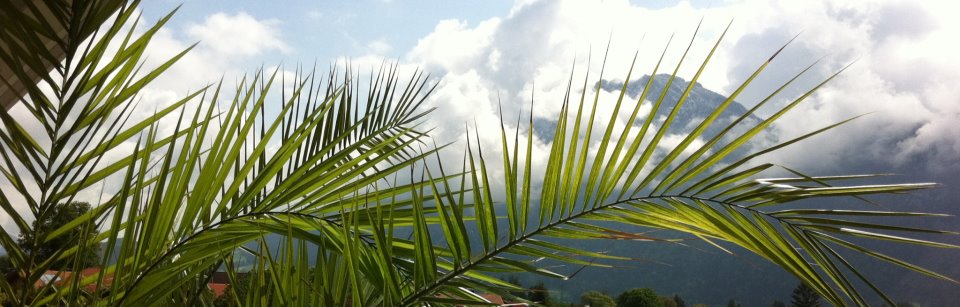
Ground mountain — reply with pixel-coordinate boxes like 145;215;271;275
83;74;960;306
524;74;960;306
598;74;759;133
534;74;770;150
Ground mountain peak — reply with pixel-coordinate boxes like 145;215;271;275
599;74;709;102
534;74;765;143
596;74;756;128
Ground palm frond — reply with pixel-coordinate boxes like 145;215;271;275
1;3;955;307
390;28;957;307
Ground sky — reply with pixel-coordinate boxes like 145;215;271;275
131;0;960;178
2;0;959;303
117;2;960;245
5;0;959;247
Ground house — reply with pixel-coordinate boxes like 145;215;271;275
33;267;232;298
437;288;530;307
479;292;506;305
34;267;114;293
207;271;235;297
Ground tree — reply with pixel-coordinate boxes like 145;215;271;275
505;275;527;301
616;288;663;307
1;1;958;306
581;291;616;307
673;294;686;307
772;300;787;307
528;282;550;304
16;202;100;270
0;255;11;275
660;296;678;307
726;299;741;307
790;283;822;307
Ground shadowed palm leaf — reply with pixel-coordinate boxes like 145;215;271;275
0;2;955;307
387;23;957;307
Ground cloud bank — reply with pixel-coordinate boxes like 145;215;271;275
400;0;960;178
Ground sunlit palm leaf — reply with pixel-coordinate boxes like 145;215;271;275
390;26;957;307
1;2;956;307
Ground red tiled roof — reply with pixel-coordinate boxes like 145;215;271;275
208;283;229;297
33;267;239;298
436;291;508;306
34;267;114;293
210;271;232;284
480;293;505;305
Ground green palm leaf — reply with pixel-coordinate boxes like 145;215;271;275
1;2;956;307
388;30;957;307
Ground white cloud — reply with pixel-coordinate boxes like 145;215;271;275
408;18;501;75
404;0;742;134
7;0;957;233
366;39;393;55
402;0;740;194
143;11;289;90
719;0;960;173
402;0;960;184
137;10;291;125
187;12;289;59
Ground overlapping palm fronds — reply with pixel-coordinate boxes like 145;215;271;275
388;24;958;307
0;0;192;304
0;1;439;305
0;2;956;307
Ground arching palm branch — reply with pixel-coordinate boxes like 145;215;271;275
381;23;958;307
0;1;955;307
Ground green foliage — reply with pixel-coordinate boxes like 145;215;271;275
772;300;787;307
726;299;741;307
0;255;12;275
674;294;686;307
790;283;822;307
529;282;550;304
16;202;100;270
581;290;616;307
616;288;663;307
660;296;678;307
1;1;958;307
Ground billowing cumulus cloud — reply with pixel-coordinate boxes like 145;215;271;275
391;2;959;302
6;0;957;244
720;0;960;174
400;0;960;183
131;11;292;165
186;12;289;59
402;0;736;197
146;11;289;91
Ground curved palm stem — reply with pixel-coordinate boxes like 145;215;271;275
2;3;956;307
119;211;344;303
398;180;948;307
392;29;956;306
398;193;755;306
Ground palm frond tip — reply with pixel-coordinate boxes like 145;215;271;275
0;3;955;307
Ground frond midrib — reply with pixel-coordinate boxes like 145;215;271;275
397;193;785;306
